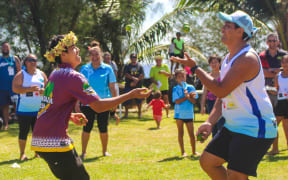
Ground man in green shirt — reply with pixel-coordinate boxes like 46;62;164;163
173;32;185;58
149;55;171;117
172;32;185;72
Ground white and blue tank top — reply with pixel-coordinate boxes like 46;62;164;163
16;69;44;116
277;72;288;100
221;45;277;138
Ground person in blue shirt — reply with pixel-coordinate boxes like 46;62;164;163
0;42;21;130
75;46;117;158
172;69;199;157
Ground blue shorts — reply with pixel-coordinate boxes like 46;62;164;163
0;90;12;106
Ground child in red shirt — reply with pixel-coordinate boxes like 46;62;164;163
147;90;169;129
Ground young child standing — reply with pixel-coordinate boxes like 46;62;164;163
147;90;169;129
172;69;199;157
268;55;288;155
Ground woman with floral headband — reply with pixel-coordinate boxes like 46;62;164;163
31;32;151;180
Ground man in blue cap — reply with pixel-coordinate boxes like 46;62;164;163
171;10;277;179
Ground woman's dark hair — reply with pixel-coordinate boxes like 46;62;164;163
153;90;162;99
281;55;288;63
208;55;221;64
171;37;176;43
130;53;137;59
90;40;100;47
1;42;9;46
23;54;37;67
103;51;111;57
48;35;67;64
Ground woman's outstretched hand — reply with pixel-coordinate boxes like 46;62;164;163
131;88;152;99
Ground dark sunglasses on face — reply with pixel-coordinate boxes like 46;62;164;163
131;56;137;59
268;40;277;43
27;58;37;62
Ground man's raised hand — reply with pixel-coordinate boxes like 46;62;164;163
170;52;197;68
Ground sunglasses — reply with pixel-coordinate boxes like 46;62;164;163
26;58;37;62
131;56;137;59
268;40;277;43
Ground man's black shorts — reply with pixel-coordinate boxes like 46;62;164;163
161;90;168;96
174;53;184;58
274;100;288;118
205;127;274;177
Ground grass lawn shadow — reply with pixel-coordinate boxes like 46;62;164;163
137;117;152;122
157;156;184;162
148;127;159;130
83;156;102;163
263;153;288;162
0;157;35;166
121;116;152;122
0;124;20;137
193;120;205;123
187;156;200;161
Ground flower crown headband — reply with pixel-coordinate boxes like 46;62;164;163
44;31;78;62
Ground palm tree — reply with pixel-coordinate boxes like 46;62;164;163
124;7;211;62
176;0;288;50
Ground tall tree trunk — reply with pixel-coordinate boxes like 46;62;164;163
276;1;288;50
11;0;32;53
27;0;47;61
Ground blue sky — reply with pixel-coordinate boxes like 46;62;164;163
142;0;174;33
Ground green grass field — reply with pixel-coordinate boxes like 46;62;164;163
1;109;288;180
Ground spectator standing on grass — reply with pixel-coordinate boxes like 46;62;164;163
149;55;171;118
146;90;169;129
0;42;21;130
172;69;199;157
169;37;176;73
268;55;288;155
171;10;277;179
122;53;144;118
173;32;185;70
200;55;225;137
12;54;48;161
75;46;117;158
259;33;288;108
103;51;120;125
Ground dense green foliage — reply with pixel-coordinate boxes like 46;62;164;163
0;0;153;73
176;0;288;50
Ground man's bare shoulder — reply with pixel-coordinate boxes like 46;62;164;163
234;51;259;67
231;51;259;82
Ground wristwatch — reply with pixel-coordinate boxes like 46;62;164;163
190;65;198;74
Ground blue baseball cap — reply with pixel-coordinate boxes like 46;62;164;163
218;10;258;38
